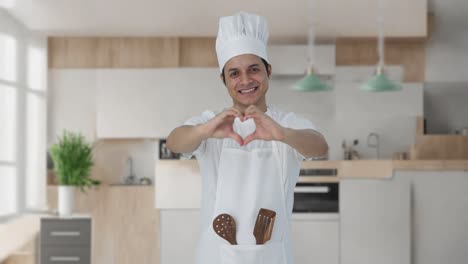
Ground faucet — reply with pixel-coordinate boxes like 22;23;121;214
124;157;136;184
367;132;380;159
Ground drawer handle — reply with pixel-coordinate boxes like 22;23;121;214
294;186;330;193
50;231;81;237
50;256;80;262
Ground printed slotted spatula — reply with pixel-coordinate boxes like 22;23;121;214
253;208;276;245
213;213;237;245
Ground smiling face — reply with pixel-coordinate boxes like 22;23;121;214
221;54;271;113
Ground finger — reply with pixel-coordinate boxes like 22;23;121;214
221;109;241;120
244;105;259;115
243;114;259;121
242;132;258;146
229;132;244;146
229;107;243;117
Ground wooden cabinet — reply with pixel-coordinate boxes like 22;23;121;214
340;177;410;264
48;37;180;69
291;215;339;264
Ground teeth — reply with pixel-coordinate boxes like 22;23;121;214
240;87;256;94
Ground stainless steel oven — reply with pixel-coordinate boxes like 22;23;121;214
293;169;339;213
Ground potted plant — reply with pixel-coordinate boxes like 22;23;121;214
49;130;100;216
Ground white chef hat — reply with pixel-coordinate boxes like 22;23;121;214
215;11;270;73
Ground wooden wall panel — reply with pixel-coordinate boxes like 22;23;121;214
49;36;426;82
411;135;468;160
410;116;468;160
48;37;99;68
48;37;179;68
336;38;425;82
179;37;217;67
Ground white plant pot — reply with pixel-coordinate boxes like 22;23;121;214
58;186;75;217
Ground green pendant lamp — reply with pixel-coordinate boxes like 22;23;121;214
361;66;402;92
293;67;332;92
360;0;402;92
293;0;331;92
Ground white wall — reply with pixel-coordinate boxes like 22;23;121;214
423;1;468;134
269;66;422;160
425;7;468;82
49;67;422;161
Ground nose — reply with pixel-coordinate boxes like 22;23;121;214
239;72;252;85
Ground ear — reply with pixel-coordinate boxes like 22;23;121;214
267;64;272;78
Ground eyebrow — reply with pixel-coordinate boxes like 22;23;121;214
227;64;260;73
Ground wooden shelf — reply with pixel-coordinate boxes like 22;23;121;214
410;116;468;159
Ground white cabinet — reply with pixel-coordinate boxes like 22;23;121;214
96;68;230;138
291;214;340;264
49;70;98;142
155;160;201;209
340;178;410;264
160;210;200;264
396;171;468;264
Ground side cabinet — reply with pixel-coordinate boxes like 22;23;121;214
40;217;92;264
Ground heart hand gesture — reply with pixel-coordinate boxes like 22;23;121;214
242;105;285;146
201;108;244;145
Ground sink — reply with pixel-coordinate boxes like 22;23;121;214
108;183;152;186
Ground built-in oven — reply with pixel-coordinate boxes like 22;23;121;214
293;169;339;213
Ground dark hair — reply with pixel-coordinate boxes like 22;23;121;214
220;58;270;85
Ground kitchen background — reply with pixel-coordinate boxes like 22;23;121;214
1;0;468;264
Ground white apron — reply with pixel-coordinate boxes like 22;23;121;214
196;137;291;264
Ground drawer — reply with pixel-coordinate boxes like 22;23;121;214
41;219;91;246
41;246;90;264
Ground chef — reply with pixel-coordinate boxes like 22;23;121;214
166;11;328;264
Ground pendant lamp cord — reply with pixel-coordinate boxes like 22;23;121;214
307;0;317;70
377;0;385;70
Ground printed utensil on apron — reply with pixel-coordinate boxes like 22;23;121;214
213;213;238;245
253;208;276;245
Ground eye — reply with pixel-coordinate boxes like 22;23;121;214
229;71;239;78
250;67;260;73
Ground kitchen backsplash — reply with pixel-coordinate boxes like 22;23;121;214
87;139;157;184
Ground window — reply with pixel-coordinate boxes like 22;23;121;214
0;33;18;218
0;15;47;220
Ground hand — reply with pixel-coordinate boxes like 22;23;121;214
242;105;286;146
200;108;244;145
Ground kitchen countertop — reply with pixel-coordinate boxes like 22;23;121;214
301;160;468;179
157;159;468;181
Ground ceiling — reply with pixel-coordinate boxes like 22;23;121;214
2;0;427;40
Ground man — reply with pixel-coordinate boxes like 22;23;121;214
167;11;328;264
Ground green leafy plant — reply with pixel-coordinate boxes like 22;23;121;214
49;130;100;191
